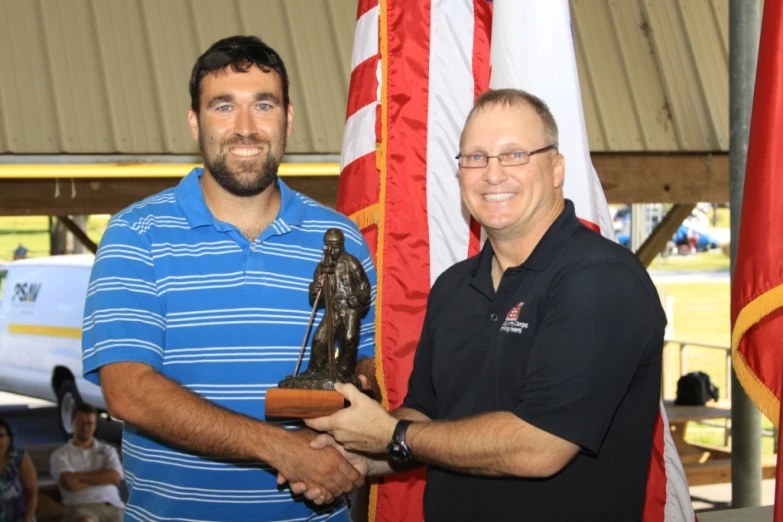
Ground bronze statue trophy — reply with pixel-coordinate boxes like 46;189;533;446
265;228;372;419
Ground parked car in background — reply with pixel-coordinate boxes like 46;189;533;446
0;255;108;439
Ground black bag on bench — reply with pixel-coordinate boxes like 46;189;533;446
675;371;720;405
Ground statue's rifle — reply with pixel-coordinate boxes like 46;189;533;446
324;255;336;381
293;249;330;377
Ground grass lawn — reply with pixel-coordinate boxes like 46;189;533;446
650;249;730;273
0;215;109;261
712;207;730;229
658;282;730;399
0;217;52;259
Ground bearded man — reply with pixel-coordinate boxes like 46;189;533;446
81;35;376;521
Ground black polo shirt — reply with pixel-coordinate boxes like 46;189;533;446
402;200;665;522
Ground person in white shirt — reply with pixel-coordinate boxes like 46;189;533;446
50;404;124;522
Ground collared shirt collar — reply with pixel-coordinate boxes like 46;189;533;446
174;167;306;232
471;199;583;282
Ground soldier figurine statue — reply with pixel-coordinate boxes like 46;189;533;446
278;228;371;391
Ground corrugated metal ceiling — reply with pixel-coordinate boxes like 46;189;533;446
0;0;728;155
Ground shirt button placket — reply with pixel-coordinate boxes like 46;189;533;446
244;244;251;281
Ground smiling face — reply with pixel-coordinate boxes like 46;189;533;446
458;102;564;241
188;63;294;197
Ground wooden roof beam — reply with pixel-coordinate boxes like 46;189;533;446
0;154;728;216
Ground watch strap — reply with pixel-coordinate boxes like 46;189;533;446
392;420;413;446
387;420;414;462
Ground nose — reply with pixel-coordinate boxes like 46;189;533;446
234;107;256;138
483;157;509;185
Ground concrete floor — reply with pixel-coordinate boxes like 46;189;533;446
692;478;775;512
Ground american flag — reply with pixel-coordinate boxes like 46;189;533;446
338;1;695;520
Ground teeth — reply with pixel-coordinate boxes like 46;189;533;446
483;193;515;202
231;148;261;157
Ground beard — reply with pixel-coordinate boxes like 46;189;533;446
200;133;285;198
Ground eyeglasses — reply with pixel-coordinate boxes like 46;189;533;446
202;45;281;70
74;420;96;427
455;144;558;169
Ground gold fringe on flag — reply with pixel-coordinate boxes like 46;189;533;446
368;0;390;520
731;283;783;427
349;204;381;231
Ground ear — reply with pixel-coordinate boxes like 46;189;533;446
187;108;200;142
286;103;295;137
552;153;565;189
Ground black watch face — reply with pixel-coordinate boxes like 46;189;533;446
388;442;412;463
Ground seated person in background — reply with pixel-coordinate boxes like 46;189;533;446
0;418;37;522
50;405;124;522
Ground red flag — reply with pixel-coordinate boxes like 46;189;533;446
731;0;783;518
340;0;693;520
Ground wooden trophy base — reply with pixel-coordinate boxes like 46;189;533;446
265;388;346;419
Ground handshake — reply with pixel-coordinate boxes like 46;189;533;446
273;377;399;505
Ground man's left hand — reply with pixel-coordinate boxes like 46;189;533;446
305;383;396;454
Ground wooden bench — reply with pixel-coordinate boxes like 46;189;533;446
684;454;777;486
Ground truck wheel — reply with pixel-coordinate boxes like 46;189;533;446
57;380;82;440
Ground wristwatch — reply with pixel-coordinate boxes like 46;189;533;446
387;420;414;463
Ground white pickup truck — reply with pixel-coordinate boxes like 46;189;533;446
0;255;108;438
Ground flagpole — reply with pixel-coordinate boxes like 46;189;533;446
729;0;762;508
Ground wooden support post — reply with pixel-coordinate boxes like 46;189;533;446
57;216;98;254
635;203;696;267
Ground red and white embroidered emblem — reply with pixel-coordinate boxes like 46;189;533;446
506;302;524;321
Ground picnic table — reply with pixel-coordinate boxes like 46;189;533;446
663;400;777;486
664;400;732;463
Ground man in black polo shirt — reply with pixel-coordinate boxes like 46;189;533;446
303;88;665;521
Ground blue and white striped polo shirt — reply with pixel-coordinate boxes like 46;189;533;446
82;168;376;522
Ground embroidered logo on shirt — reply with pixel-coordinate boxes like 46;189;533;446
501;302;529;334
506;302;523;321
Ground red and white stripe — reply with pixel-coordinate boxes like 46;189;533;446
338;0;380;217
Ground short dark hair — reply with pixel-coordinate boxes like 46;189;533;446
72;403;97;421
189;35;290;116
462;88;559;148
0;417;13;448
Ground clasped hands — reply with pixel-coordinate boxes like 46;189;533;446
276;378;397;505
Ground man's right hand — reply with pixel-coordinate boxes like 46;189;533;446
286;433;372;505
272;429;364;505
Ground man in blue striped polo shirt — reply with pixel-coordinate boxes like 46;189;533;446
82;35;375;521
